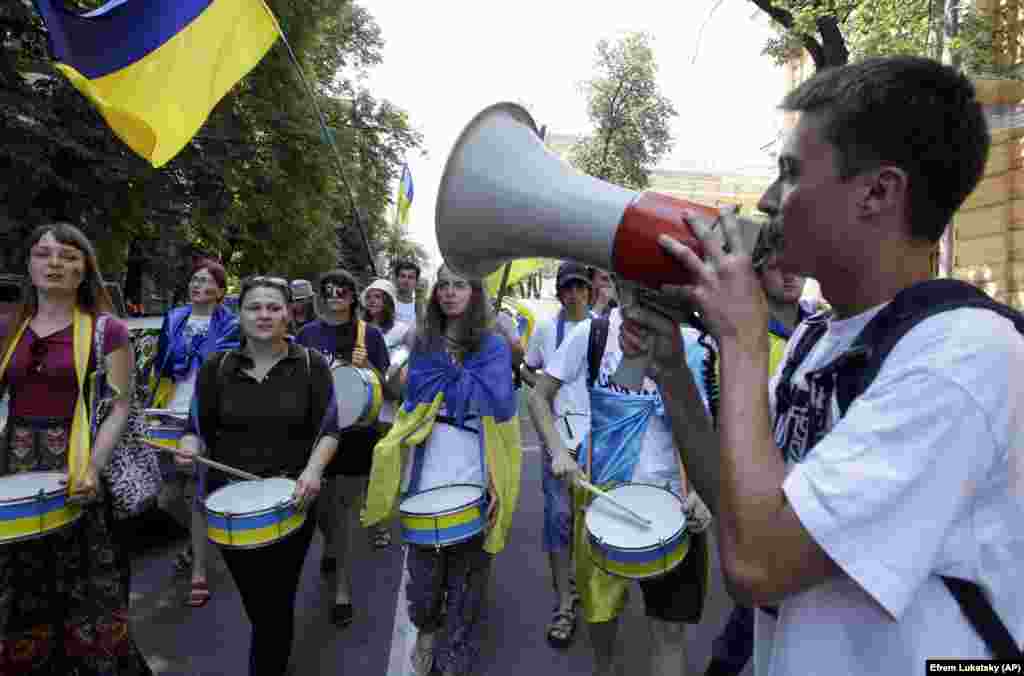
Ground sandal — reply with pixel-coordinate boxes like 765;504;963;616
372;525;392;549
546;602;577;649
187;579;211;608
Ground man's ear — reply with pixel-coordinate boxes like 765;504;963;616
860;166;909;218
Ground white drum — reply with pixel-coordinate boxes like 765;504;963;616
204;477;306;549
584;483;688;580
399;484;486;548
0;471;82;544
332;366;384;429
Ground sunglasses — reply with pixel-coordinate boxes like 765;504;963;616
29;338;48;375
242;276;292;302
322;282;355;300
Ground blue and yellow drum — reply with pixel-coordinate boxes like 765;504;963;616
332;366;384;429
399;484;486;548
585;483;689;580
142;408;189;450
0;472;82;544
204;478;306;549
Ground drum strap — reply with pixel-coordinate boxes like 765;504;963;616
355;319;366;355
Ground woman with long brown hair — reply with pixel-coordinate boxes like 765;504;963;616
364;265;522;676
0;223;152;674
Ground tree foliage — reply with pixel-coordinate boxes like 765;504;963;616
0;0;423;305
569;32;678;189
752;0;1014;75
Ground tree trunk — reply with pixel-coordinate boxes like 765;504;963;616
816;16;849;67
938;0;960;277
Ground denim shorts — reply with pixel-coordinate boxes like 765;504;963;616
541;446;573;552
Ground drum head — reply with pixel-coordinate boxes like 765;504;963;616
0;472;66;501
400;484;484;515
332;367;371;429
585;484;685;549
205;477;296;513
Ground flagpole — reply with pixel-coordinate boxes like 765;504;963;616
261;2;378;276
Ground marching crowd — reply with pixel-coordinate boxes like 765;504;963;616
0;55;1021;676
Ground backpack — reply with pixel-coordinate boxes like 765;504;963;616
776;278;1024;659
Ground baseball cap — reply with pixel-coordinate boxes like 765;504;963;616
556;262;591;291
290;279;314;301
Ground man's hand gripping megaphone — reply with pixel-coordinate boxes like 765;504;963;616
615;205;772;386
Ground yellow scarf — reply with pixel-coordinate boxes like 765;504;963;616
0;307;94;492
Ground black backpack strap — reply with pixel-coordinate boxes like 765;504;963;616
587;317;609;390
834;279;1024;416
828;278;1024;657
942;576;1023;659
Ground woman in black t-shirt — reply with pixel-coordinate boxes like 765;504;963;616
176;275;339;676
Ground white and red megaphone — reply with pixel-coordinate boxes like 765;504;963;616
436;102;762;293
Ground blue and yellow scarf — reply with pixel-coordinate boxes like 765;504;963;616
362;332;521;554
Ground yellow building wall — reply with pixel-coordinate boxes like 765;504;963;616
953;0;1024;308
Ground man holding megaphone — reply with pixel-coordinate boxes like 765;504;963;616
617;57;1024;676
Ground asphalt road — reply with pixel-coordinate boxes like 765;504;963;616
126;297;752;676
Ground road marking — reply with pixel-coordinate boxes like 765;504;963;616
386;547;415;676
522;444;542;453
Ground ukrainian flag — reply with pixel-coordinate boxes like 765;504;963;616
396;163;414;225
34;0;280;168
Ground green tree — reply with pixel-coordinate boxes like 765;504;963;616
569;32;678;189
751;0;1011;74
0;0;423;302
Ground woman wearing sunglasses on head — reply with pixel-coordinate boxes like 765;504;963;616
363;265;522;676
0;223;152;674
148;258;239;607
295;269;389;627
175;275;340;676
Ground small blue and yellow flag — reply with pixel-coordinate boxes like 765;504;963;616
396;163;414;225
34;0;280;168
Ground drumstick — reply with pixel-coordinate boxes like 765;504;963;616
142;439;262;482
575;477;652;527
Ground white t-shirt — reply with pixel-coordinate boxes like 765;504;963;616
396;298;417;325
756;306;1024;675
168;315;212;412
526;312;591;450
546;309;683;494
400;401;483;494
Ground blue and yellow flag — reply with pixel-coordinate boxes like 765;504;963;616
396;163;414;225
363;333;522;554
34;0;280;168
484;258;547;297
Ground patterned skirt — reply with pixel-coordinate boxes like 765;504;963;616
0;416;153;676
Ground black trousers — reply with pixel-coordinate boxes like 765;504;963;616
220;508;316;676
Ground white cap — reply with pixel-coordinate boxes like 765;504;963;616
360;278;398;308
